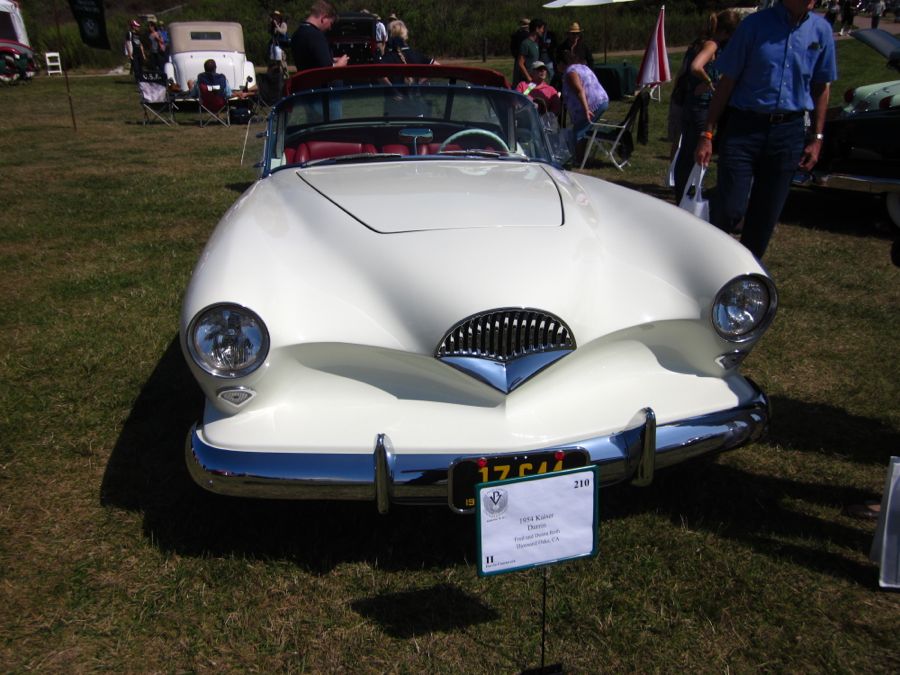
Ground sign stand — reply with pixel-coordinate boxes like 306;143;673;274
537;567;563;675
476;466;599;674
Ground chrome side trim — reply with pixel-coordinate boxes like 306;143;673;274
185;387;770;509
811;172;900;194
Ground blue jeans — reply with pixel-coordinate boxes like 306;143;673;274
574;101;610;141
673;100;709;202
713;109;805;258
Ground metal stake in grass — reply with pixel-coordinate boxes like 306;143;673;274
52;0;77;132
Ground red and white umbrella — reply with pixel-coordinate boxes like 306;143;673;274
636;5;671;89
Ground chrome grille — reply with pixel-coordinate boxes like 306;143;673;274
436;308;575;362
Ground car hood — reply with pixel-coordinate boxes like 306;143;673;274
183;161;765;355
299;161;563;232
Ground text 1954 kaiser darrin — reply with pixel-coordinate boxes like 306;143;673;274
180;65;777;514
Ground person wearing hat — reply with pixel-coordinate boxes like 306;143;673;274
556;21;593;73
515;60;561;115
374;13;387;55
268;10;289;74
125;20;146;82
269;11;288;45
513;18;546;88
509;17;530;62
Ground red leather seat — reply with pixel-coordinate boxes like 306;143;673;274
293;141;377;164
381;144;411;156
420;143;462;154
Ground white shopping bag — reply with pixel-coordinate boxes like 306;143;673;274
678;162;709;222
667;134;681;189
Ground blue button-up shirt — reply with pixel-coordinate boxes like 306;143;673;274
717;4;837;113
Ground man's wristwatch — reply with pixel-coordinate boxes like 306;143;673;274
812;132;825;141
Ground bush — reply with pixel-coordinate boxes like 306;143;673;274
22;0;748;70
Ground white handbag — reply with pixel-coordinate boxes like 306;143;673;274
666;134;681;189
678;162;710;222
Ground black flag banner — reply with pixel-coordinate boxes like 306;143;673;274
68;0;110;50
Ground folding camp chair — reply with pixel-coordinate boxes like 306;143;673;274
138;73;175;126
255;68;284;111
580;90;648;171
199;83;229;126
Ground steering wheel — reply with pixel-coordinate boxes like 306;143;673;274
438;129;509;153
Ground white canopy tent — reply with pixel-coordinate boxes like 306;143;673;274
0;0;31;49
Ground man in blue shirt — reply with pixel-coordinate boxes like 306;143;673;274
187;59;232;97
695;0;837;258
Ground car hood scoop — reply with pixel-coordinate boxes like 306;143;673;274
299;161;564;233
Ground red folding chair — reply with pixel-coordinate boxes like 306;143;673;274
199;83;229;127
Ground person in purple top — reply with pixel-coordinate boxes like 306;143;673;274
695;0;837;259
559;50;609;164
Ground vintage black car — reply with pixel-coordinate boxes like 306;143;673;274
329;12;379;65
798;29;900;228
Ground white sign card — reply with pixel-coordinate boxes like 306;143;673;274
476;466;599;576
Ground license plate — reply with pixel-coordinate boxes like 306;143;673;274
449;448;589;513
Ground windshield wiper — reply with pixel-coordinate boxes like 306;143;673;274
303;153;404;167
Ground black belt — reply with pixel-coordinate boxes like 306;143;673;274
731;108;805;124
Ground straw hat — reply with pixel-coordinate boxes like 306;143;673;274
520;17;530;27
568;22;582;33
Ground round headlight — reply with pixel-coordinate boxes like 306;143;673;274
712;275;777;342
188;303;269;378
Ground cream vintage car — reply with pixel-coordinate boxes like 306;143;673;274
181;65;777;514
163;21;256;93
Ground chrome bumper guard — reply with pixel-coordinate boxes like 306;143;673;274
186;388;769;514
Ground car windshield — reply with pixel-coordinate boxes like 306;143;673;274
264;83;556;173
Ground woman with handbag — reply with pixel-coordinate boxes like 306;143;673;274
672;10;741;204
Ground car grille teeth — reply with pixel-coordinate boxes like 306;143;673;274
436;309;575;363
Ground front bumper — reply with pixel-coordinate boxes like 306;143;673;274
186;384;770;513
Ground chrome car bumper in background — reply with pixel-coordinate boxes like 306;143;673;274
809;171;900;194
186;386;770;514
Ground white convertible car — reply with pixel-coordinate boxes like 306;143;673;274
181;65;777;514
163;21;256;93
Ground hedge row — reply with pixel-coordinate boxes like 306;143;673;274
24;0;741;71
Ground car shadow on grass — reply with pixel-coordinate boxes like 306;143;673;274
767;394;899;466
351;583;499;638
783;188;895;238
100;334;477;574
102;337;891;586
602;445;887;587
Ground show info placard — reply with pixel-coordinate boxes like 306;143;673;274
477;467;599;576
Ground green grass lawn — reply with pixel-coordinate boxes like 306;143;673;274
0;38;898;671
